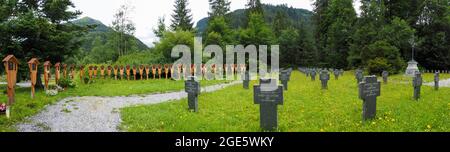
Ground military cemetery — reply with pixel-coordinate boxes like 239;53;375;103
0;0;449;136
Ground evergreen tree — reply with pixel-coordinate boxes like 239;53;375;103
208;0;231;17
170;0;194;31
272;10;290;38
153;16;167;38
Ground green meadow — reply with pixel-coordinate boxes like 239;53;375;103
120;71;450;132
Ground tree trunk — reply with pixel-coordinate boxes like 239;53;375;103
35;68;44;90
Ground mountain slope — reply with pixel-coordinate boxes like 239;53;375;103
72;17;149;52
196;4;314;35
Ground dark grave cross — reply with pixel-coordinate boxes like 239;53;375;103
279;71;290;91
311;70;317;81
382;71;389;84
242;71;250;89
434;72;439;90
413;72;423;100
355;70;363;84
305;69;310;77
358;76;381;121
340;69;344;76
253;79;284;131
334;69;340;80
185;77;201;112
320;70;330;89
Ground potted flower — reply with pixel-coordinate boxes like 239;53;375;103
0;103;6;115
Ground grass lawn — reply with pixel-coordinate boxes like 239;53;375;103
0;75;228;132
120;71;450;132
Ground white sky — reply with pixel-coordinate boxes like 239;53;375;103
71;0;361;47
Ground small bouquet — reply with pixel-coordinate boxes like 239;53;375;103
0;103;6;114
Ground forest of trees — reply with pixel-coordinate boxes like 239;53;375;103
0;0;449;82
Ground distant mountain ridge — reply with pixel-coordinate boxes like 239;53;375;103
72;17;149;52
196;4;314;35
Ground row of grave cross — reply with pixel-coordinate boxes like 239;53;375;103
298;67;344;90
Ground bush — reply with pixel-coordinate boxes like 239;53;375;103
364;40;405;74
367;58;391;75
57;77;76;88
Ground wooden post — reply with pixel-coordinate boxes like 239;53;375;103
43;61;52;90
100;65;105;79
152;65;156;79
139;65;144;80
126;65;131;80
114;65;119;80
119;65;124;80
70;64;75;79
158;65;162;79
107;66;112;78
145;65;150;80
63;64;67;79
164;64;169;79
3;55;19;118
28;58;39;99
79;65;85;81
55;62;61;84
132;65;137;80
88;66;93;80
93;66;98;78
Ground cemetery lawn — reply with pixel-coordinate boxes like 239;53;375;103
0;78;228;131
120;72;450;132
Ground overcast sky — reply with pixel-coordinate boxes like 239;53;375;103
71;0;360;47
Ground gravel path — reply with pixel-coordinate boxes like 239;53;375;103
16;81;241;132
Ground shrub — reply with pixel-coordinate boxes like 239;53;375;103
83;76;90;84
367;58;391;75
57;77;76;88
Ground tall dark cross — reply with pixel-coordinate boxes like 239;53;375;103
355;70;364;84
253;79;284;131
413;72;422;100
334;69;340;80
185;76;201;112
382;71;389;84
320;70;330;90
279;70;290;91
358;76;381;121
310;70;317;81
434;72;439;90
242;71;250;89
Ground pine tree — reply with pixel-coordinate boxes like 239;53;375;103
208;0;231;17
272;10;290;38
153;16;167;38
170;0;194;31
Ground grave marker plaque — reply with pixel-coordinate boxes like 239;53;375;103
358;76;381;121
413;72;422;100
320;70;330;89
242;71;250;89
382;71;389;84
28;58;39;98
253;79;284;131
311;70;316;81
334;69;340;80
355;69;364;84
185;76;200;112
279;70;290;91
434;72;439;90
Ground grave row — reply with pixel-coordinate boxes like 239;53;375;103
185;67;442;131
